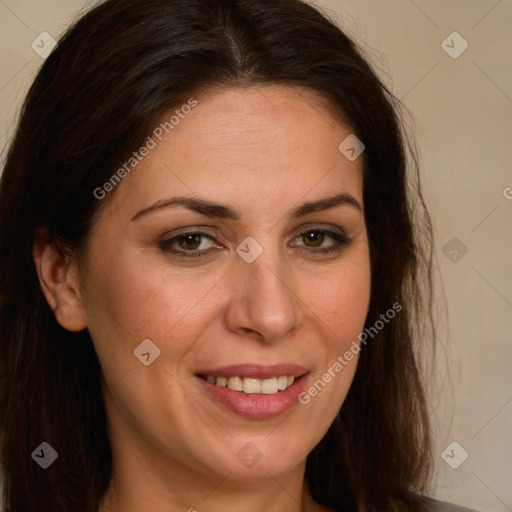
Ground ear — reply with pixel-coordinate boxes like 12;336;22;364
33;230;87;332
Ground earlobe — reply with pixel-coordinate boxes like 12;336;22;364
32;232;87;332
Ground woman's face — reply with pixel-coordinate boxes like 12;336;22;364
77;85;370;487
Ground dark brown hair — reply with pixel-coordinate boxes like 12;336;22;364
0;0;434;510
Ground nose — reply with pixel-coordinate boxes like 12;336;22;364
224;249;300;343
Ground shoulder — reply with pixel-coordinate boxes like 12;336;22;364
423;498;482;512
313;496;482;512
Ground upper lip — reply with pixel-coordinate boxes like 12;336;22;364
195;363;310;379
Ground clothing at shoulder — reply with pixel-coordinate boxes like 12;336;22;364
425;498;481;512
325;498;482;512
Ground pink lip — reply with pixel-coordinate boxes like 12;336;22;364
194;364;310;419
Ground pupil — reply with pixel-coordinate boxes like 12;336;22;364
304;231;323;247
179;234;201;250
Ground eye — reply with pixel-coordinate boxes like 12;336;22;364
292;228;351;254
159;231;221;257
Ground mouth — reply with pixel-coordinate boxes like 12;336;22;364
195;364;309;418
198;374;297;395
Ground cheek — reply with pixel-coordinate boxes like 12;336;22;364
81;250;229;372
306;259;371;338
115;278;209;337
290;260;370;438
301;256;370;387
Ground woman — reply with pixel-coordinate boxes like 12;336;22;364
0;0;479;511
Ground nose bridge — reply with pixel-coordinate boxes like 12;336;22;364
229;240;299;341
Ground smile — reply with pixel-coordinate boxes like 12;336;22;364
199;375;296;395
195;364;309;418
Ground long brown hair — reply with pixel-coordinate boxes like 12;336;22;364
0;1;434;510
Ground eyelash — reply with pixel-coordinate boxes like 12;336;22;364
159;228;351;258
294;228;351;254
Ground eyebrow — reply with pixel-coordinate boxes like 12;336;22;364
131;193;362;222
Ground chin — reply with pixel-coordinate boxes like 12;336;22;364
201;434;311;480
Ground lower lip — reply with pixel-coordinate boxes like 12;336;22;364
196;375;308;419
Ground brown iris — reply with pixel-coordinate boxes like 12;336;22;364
302;231;324;247
178;233;202;250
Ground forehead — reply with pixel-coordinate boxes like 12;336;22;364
102;85;363;221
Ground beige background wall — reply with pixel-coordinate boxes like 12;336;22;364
1;1;511;511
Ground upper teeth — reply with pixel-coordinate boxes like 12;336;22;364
204;375;295;394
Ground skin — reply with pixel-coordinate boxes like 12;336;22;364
34;85;371;512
